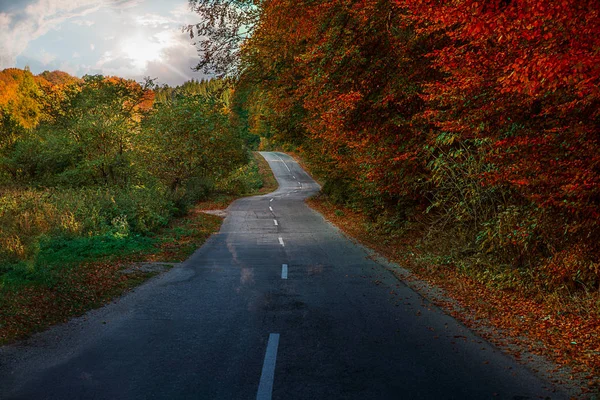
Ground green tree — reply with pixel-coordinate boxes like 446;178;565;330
52;75;149;186
139;92;247;207
3;75;150;186
0;106;26;180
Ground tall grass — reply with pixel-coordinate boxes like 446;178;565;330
0;184;172;287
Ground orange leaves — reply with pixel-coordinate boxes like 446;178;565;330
243;0;600;309
310;194;600;392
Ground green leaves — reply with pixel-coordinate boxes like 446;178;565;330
139;89;247;207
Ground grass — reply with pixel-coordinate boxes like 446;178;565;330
253;151;279;194
307;194;600;397
0;205;222;344
0;152;277;345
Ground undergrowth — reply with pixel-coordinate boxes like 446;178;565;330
307;194;600;396
0;152;274;344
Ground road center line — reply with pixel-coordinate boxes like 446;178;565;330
281;264;288;279
278;237;285;246
256;333;280;400
273;219;278;226
275;154;292;172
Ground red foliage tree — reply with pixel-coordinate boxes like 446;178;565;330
235;0;600;282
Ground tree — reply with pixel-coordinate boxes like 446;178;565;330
0;68;43;129
218;0;600;285
186;0;260;76
4;75;152;186
0;106;26;180
139;91;246;204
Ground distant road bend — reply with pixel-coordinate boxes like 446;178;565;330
0;152;563;399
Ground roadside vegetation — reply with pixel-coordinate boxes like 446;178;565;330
0;68;267;343
188;0;599;394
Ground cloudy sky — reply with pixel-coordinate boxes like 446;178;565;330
0;0;208;86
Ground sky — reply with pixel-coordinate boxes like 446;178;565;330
0;0;209;86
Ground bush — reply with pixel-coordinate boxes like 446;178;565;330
0;184;172;284
172;176;214;216
216;157;263;195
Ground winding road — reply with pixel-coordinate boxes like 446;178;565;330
0;152;562;399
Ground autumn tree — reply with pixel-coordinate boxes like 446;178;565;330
0;68;43;129
4;75;152;186
195;0;600;288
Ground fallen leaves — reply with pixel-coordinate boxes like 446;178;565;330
308;195;600;397
0;205;223;345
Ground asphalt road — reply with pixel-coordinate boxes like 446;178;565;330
0;152;563;399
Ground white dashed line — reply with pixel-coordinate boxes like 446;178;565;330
269;206;273;212
269;198;273;202
278;237;284;246
256;333;280;400
273;220;278;226
281;264;288;279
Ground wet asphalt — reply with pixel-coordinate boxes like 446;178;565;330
0;152;564;399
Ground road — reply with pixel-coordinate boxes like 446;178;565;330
0;152;562;399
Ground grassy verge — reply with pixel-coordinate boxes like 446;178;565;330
307;195;600;397
0;152;276;345
253;151;279;194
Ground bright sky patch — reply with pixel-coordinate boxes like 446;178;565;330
0;0;206;85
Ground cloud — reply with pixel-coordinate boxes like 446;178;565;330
109;0;144;10
0;0;146;69
0;0;208;85
169;3;198;25
58;61;79;75
71;19;95;26
88;25;206;85
144;32;208;86
0;12;11;26
95;50;116;67
134;13;174;27
39;49;56;65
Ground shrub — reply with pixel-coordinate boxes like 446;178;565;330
216;158;263;195
0;184;172;284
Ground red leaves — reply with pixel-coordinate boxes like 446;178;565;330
392;0;600;219
310;195;600;391
244;0;600;295
397;0;600;102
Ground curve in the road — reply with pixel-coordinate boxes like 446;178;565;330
0;152;563;399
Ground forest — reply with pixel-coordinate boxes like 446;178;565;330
190;0;600;294
0;67;262;294
186;0;600;380
0;0;598;385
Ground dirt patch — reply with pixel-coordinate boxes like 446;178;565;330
201;210;228;218
120;262;178;274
